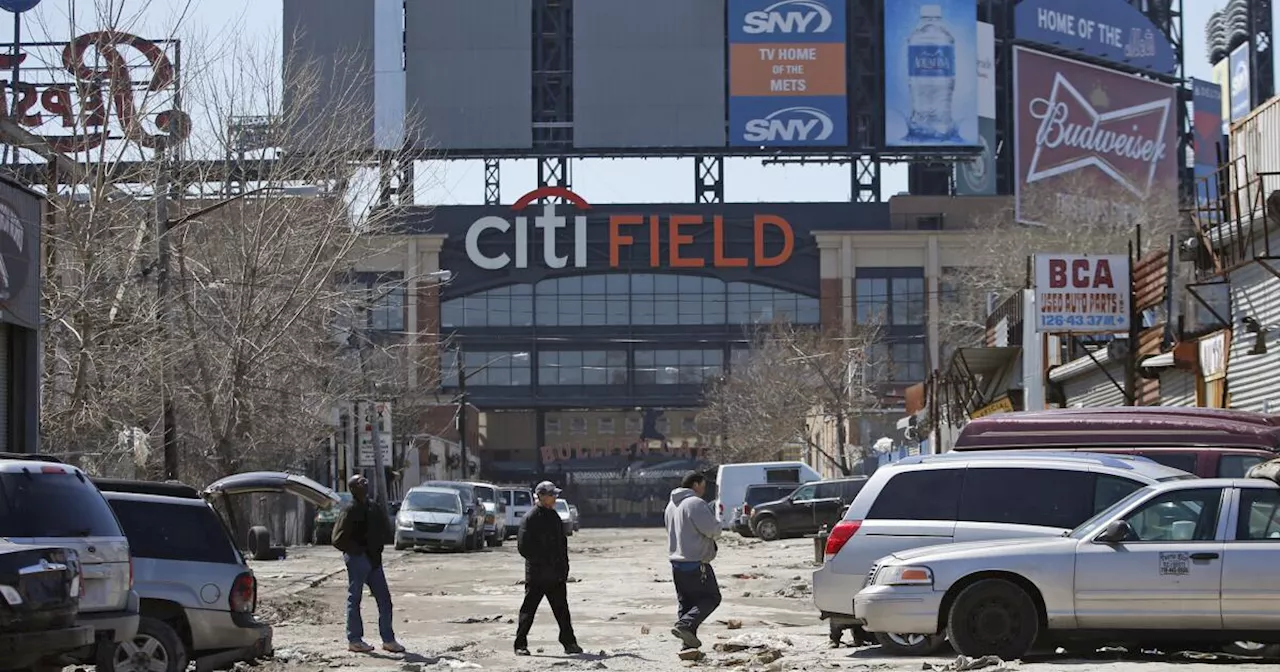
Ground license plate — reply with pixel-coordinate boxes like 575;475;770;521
81;578;108;610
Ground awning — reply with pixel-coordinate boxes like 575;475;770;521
948;346;1021;377
1141;353;1176;369
1049;348;1118;382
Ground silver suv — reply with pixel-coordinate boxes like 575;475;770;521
466;482;508;547
95;472;340;672
813;451;1196;654
0;456;139;666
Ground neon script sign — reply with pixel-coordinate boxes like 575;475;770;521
465;188;796;271
0;31;191;152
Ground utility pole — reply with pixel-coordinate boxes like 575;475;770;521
457;350;469;480
154;147;179;480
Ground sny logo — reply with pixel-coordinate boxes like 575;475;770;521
743;106;834;143
1233;59;1250;95
742;0;833;34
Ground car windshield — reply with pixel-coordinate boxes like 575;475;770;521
1069;485;1156;539
556;500;569;513
473;486;497;502
404;491;461;513
428;483;473;502
0;472;124;538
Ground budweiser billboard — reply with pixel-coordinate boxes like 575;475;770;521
1014;47;1178;226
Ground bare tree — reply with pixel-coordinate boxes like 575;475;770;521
698;321;883;475
35;11;435;483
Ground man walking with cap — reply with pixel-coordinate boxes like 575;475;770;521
665;471;721;652
514;481;583;656
332;474;405;654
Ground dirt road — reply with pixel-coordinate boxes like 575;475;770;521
249;528;1274;672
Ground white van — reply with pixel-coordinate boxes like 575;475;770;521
714;461;822;529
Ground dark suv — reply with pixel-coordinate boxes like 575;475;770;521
749;477;868;542
733;483;802;537
0;542;93;669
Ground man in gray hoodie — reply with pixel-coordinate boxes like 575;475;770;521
664;471;722;651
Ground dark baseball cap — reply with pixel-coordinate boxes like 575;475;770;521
534;481;562;496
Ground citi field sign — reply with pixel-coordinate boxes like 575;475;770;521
464;188;796;271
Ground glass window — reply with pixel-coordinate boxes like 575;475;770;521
867;469;963;520
765;468;800;483
1121;488;1223;542
959;468;1093;529
441;284;535;328
598;418;616;434
108;500;239;564
514;491;533;506
546;418;561;435
1142;452;1199;474
890;342;927;382
893;277;925;326
570;418;587;435
635;350;723;385
791;484;818;501
1237;489;1280;541
1219;455;1267;478
0;474;124;538
1094;475;1146;513
442;350;531;387
856;278;888;324
539;351;627;385
815;482;844;500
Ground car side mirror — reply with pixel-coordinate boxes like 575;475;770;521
1097;520;1133;544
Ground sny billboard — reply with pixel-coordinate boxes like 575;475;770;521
1013;0;1175;76
955;22;995;195
1230;43;1252;122
1014;48;1177;226
884;0;979;148
727;0;848;147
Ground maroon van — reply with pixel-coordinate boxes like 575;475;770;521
951;407;1279;478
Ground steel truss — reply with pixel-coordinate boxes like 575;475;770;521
695;156;724;203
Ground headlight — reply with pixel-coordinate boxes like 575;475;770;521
0;585;23;605
446;522;463;530
397;514;412;528
874;565;933;587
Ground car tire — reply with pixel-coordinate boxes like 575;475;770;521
754;516;780;542
486;535;499;548
945;579;1040;660
494;534;504;547
874;631;947;656
1224;641;1280;658
248;525;272;561
102;616;189;672
394;541;409;551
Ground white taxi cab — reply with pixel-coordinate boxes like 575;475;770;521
855;463;1280;659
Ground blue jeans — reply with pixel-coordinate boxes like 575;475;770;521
344;553;395;644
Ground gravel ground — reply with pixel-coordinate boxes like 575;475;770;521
245;529;1277;672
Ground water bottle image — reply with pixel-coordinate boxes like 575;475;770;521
906;4;957;141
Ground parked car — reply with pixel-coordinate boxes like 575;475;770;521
952;407;1278;477
0;542;93;671
422;481;486;550
394;487;471;552
0;455;139;667
465;482;508;547
731;483;803;537
95;473;336;672
714;461;822;529
567;503;581;531
313;492;353;545
554;500;574;536
813;451;1196;654
856;462;1280;659
750;477;867;542
501;487;534;538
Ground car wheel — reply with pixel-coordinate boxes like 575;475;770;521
754;516;780;542
494;534;504;547
1224;641;1280;658
486;535;499;548
394;541;409;551
874;631;947;656
945;579;1039;660
103;616;189;672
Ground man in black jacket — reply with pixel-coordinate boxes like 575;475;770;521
332;474;404;654
514;481;583;656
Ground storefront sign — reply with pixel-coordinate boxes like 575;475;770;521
1199;331;1228;381
1013;0;1176;75
0;31;190;153
1033;253;1130;333
540;441;707;464
971;395;1014;419
465;187;795;271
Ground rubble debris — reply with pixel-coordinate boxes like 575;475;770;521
677;648;705;661
641;626;651;634
724;619;743;630
447;615;504;624
923;655;1007;671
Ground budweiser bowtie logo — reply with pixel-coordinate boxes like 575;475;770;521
1025;73;1172;198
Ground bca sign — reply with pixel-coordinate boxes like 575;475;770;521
1034;254;1130;333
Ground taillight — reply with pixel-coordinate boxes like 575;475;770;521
230;572;257;614
128;558;134;589
742;504;752;516
824;520;861;559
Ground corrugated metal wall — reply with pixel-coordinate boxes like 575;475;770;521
1158;369;1197;407
1228;260;1280;411
1062;363;1128;408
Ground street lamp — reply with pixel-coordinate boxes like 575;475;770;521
456;351;529;480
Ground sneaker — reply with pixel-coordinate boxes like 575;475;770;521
564;644;584;655
514;647;531;656
382;641;406;653
348;641;374;653
671;627;701;649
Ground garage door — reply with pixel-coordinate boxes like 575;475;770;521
0;323;8;453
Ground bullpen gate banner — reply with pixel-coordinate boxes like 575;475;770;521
1192;78;1224;211
1014;47;1178;226
727;0;848;147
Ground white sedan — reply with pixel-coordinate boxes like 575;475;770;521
856;474;1280;659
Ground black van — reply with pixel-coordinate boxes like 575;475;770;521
749;477;867;542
